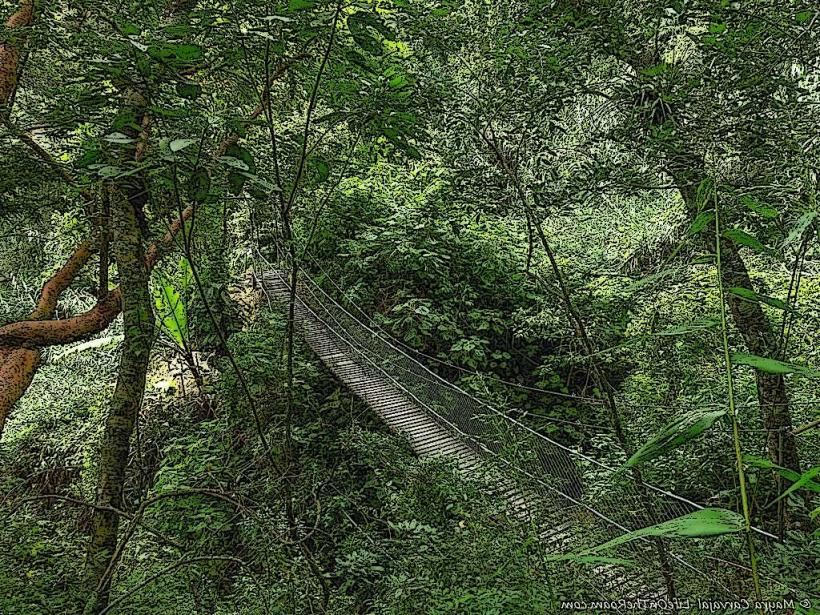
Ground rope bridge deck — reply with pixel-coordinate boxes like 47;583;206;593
258;268;802;604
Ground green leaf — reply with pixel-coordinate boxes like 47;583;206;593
52;335;124;362
388;74;409;89
175;82;202;99
103;132;135;144
288;0;314;9
784;211;816;247
727;287;788;311
723;228;768;253
549;509;745;562
740;196;778;219
627;267;679;291
641;63;668;77
623;408;726;469
178;257;192;291
687;211;714;235
352;31;382;55
154;280;188;348
348;12;387;55
148;43;203;62
118;22;141;36
168;43;203;61
219;156;250;171
94;165;123;178
768;467;820;507
654;318;719;336
224;144;255;172
744;455;819;491
731;352;820;377
170;138;197;153
187;168;211;203
313;158;330;183
164;24;192;38
694;178;715;206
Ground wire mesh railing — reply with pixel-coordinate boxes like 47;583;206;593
256;257;812;603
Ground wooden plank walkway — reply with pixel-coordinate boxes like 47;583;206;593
259;270;666;600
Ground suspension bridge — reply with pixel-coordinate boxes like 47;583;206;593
257;265;810;605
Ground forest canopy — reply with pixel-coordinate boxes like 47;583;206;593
0;0;817;613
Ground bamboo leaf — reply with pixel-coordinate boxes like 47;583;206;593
745;456;820;493
723;228;768;253
740;196;778;219
687;211;714;235
548;509;745;562
784;211;816;247
623;408;726;469
589;508;745;548
768;467;820;507
727;287;788;311
731;353;820;377
654;318;720;336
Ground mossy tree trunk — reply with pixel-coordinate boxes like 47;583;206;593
83;186;155;613
669;155;801;476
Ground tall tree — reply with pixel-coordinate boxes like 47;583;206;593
83;184;155;613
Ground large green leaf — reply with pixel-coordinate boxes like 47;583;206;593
169;138;197;153
768;466;820;508
731;353;820;377
723;228;768;253
623;407;726;470
745;456;820;496
740;195;778;219
727;287;788;311
654;318;719;336
547;509;745;562
154;280;188;348
687;210;715;235
784;211;816;247
187;168;211;203
588;508;745;548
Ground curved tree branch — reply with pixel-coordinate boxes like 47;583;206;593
0;48;306;436
0;0;35;106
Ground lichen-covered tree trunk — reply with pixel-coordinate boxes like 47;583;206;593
670;156;801;475
718;239;800;474
83;188;154;613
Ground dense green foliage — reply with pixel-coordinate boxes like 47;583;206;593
0;0;817;612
